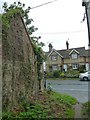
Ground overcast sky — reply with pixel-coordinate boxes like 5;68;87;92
1;0;89;51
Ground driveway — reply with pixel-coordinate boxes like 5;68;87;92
46;79;90;103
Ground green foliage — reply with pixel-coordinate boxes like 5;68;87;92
18;104;47;119
60;72;65;78
0;14;2;21
65;70;79;78
47;70;80;78
2;1;45;47
2;106;48;119
2;101;48;119
2;1;46;86
82;101;90;116
46;71;53;78
47;83;53;93
2;91;78;119
50;91;77;107
79;65;86;73
2;1;45;50
2;112;14;120
65;108;75;118
46;70;61;78
53;70;60;78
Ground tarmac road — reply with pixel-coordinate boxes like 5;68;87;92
46;79;90;103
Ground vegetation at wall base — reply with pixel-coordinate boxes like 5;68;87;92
2;91;77;119
82;101;90;117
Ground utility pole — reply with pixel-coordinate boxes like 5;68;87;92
82;0;90;71
82;0;90;49
43;62;46;89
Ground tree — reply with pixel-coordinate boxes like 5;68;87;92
2;1;45;46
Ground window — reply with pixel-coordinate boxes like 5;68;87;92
51;55;57;61
72;64;78;69
88;71;90;74
52;64;58;70
71;53;78;59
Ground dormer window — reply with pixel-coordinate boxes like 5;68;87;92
51;55;57;61
71;53;78;59
69;49;79;59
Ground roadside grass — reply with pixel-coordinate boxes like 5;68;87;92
49;91;77;118
82;101;90;117
50;91;77;106
2;91;78;119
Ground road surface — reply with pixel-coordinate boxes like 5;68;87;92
46;79;90;103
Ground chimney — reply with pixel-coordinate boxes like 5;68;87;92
48;43;53;52
66;40;69;49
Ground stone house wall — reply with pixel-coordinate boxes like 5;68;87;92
46;51;88;72
46;51;63;72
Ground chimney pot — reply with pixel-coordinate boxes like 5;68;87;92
66;41;69;49
48;43;53;52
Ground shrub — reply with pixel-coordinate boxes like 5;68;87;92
2;112;14;120
46;72;53;78
60;72;66;78
79;65;86;73
53;70;60;78
18;104;47;119
65;70;79;78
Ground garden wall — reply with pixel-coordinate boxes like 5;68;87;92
2;13;39;111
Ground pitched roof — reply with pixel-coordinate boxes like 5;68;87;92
85;49;90;57
48;49;63;58
45;47;87;58
58;47;86;58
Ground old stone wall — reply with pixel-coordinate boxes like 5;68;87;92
2;13;39;111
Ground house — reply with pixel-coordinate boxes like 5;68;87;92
45;41;90;72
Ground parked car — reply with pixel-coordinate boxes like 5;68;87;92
79;71;90;81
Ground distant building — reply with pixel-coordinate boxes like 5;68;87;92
45;42;90;72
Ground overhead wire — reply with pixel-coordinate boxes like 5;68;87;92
30;0;58;9
34;30;87;35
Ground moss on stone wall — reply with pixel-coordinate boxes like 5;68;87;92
2;13;38;111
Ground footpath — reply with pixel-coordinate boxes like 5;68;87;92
73;102;88;119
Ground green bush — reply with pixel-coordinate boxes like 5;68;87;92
53;70;60;78
65;70;79;78
46;71;53;78
2;112;14;120
18;104;47;119
2;104;48;119
47;70;80;78
60;72;66;78
79;65;86;73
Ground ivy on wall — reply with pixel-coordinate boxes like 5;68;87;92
2;1;46;83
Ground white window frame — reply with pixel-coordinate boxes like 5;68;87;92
71;53;78;59
51;55;57;61
52;64;58;70
72;64;78;69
